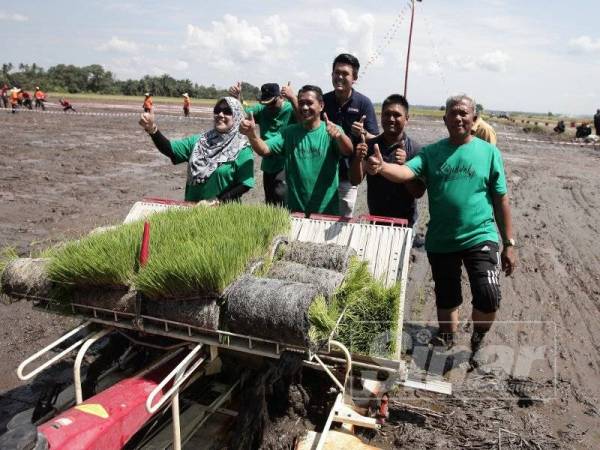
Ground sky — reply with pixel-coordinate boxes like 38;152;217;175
1;0;599;115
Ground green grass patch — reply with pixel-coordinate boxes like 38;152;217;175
309;258;400;357
0;247;19;281
47;204;290;299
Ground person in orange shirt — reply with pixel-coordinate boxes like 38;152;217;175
182;93;191;117
143;93;153;113
34;87;46;110
10;88;20;113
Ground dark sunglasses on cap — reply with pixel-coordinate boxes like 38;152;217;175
213;105;233;115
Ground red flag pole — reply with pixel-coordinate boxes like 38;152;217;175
404;0;418;98
139;221;150;266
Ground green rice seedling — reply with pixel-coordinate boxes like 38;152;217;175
47;204;290;300
308;295;339;342
48;221;144;288
0;247;19;276
308;257;400;357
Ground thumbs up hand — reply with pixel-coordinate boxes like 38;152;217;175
351;115;367;137
366;143;384;175
228;81;242;99
139;112;157;134
355;132;368;160
324;112;342;139
281;81;294;100
239;111;257;137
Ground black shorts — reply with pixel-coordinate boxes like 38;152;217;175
427;241;501;313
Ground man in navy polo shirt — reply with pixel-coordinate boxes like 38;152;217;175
350;94;425;227
282;53;378;217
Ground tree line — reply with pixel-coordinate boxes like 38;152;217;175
0;62;259;99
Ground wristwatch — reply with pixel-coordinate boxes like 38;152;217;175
503;238;516;247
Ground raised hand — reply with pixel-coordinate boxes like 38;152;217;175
366;143;384;175
228;81;242;99
239;112;257;137
139;112;157;134
351;115;367;137
394;141;407;164
355;132;368;160
281;81;294;100
324;112;342;139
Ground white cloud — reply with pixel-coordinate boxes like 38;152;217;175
568;36;600;53
445;50;509;73
184;14;292;69
97;37;138;54
329;8;375;63
0;12;28;22
478;50;510;72
174;60;189;71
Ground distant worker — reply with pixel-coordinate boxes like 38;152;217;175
59;98;76;113
594;109;600;136
182;93;191;117
21;90;33;109
229;81;296;206
10;88;20;113
1;84;9;108
575;122;592;138
34;87;46;110
471;116;497;145
143;93;153;113
553;120;565;134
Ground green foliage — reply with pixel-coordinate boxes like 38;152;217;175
0;61;259;99
47;204;290;299
476;103;484;114
308;258;400;357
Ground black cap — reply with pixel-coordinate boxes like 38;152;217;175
257;83;280;104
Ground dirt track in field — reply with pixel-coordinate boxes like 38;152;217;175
1;102;599;448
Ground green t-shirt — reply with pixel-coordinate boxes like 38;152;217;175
246;101;296;173
406;137;507;253
170;134;255;202
266;122;342;215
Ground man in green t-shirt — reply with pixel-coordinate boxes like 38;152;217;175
229;82;296;206
240;85;353;216
366;94;517;365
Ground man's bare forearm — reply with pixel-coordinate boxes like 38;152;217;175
493;193;513;242
247;135;271;157
379;162;416;183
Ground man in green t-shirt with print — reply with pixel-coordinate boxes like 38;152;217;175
366;94;517;366
229;82;296;206
240;85;353;216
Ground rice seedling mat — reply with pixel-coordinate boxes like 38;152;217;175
35;199;413;370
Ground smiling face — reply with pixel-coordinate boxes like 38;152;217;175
381;103;409;137
331;63;356;95
213;99;234;133
298;90;323;125
443;99;476;144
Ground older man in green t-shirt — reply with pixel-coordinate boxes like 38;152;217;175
366;94;516;365
240;85;353;216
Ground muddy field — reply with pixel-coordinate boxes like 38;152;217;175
1;102;599;448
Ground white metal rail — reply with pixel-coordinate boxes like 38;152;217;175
17;321;94;381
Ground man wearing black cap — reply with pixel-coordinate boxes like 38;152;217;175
229;82;296;206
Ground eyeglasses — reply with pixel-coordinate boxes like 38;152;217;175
213;105;233;115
